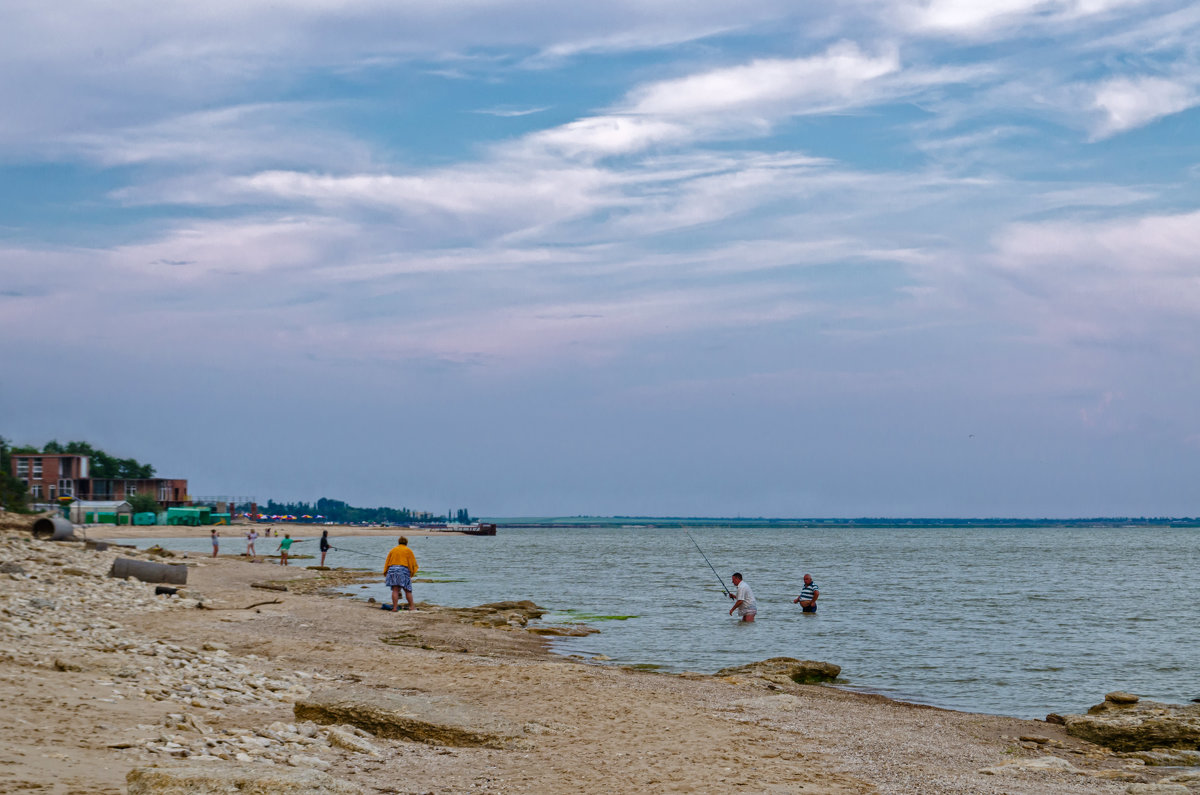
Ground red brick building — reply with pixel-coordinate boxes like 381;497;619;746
10;454;189;506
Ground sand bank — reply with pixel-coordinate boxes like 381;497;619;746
82;522;469;541
0;513;1157;794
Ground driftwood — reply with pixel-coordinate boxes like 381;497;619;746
200;599;283;611
250;581;288;591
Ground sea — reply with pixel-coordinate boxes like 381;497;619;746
126;524;1199;720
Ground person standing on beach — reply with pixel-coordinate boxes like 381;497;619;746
793;573;819;613
728;572;756;622
246;528;258;559
319;530;330;566
383;537;418;612
211;529;219;558
277;533;301;566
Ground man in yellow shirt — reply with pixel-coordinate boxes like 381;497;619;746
383;537;418;612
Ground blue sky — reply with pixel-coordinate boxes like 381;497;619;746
3;0;1199;517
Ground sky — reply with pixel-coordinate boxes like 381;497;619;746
2;0;1199;518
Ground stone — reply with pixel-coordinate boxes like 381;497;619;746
1126;785;1189;794
294;687;524;748
1063;698;1200;752
0;561;25;574
1119;749;1200;766
126;763;362;793
325;727;379;755
983;756;1078;774
1107;691;1141;705
715;657;841;684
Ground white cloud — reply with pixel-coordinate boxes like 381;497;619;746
626;43;899;119
1089;75;1200;137
982;210;1200;345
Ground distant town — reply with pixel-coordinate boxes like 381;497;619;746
0;438;471;527
4;437;1197;528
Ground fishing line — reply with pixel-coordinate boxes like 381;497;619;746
329;544;377;558
686;531;731;597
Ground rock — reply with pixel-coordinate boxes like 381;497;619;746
1063;698;1200;751
1019;735;1050;744
250;582;288;592
61;567;91;576
987;756;1078;774
126;763;362;793
325;727;378;755
1107;691;1141;705
1163;772;1200;784
294;687;524;748
1089;770;1141;781
1119;749;1200;766
525;625;599;637
1046;713;1066;725
1126;785;1189;794
0;561;25;574
287;754;331;769
715;657;841;684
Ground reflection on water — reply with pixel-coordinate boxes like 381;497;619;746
128;525;1199;718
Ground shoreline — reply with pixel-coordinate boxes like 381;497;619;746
81;522;471;540
0;514;1167;793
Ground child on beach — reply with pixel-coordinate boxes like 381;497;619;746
276;533;302;566
211;529;219;558
246;529;258;559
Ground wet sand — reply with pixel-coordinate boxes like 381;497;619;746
0;512;1151;794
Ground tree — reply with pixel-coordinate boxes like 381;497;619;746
0;436;31;512
127;493;162;514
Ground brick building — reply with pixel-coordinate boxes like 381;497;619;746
10;454;189;506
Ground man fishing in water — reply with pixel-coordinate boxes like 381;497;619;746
728;572;757;622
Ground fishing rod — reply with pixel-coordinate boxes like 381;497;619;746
686;531;731;597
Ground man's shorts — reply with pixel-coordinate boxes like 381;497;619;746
801;605;817;613
384;565;412;591
737;607;757;618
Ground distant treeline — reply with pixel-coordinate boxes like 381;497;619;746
261;497;472;525
10;440;155;479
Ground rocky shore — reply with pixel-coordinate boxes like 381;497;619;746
1;512;1195;794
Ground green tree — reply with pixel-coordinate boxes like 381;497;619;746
127;493;162;514
0;436;31;512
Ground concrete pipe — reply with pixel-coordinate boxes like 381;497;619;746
109;557;188;585
32;516;76;541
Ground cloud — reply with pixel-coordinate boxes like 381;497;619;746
625;42;899;118
1089;74;1200;137
982;209;1200;345
470;106;550;117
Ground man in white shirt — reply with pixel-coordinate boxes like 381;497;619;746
728;572;757;622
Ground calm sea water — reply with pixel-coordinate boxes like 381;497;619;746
129;525;1199;719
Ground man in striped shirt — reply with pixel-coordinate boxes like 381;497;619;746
793;573;819;613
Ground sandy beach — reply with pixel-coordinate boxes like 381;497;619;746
0;513;1174;794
